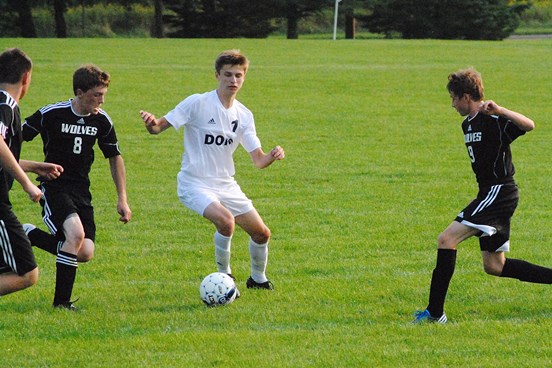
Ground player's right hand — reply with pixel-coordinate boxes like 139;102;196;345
25;184;42;202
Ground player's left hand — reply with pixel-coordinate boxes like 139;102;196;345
118;203;132;224
271;146;285;160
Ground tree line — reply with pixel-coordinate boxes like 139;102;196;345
0;0;532;40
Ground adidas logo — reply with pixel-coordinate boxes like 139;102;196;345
76;118;85;125
467;124;472;132
207;118;216;125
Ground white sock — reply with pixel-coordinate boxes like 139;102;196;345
214;231;232;274
249;238;268;283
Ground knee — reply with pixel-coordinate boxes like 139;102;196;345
23;268;39;288
65;231;85;250
483;258;504;276
252;226;271;245
77;241;95;262
77;250;94;263
437;232;455;249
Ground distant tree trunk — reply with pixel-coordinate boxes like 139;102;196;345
9;0;36;37
286;15;299;39
345;15;355;39
152;0;164;38
53;0;67;38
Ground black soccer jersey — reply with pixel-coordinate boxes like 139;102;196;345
0;90;23;201
462;112;525;187
23;99;121;187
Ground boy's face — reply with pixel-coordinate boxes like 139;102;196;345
216;64;246;96
450;92;470;116
76;85;107;115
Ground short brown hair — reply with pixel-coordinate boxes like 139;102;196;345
215;50;249;74
73;64;110;95
0;48;32;84
446;68;484;101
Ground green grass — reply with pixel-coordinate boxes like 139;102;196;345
0;38;551;367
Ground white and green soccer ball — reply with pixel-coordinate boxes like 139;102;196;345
199;272;238;307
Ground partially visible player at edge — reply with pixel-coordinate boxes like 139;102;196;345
139;50;284;292
22;64;132;310
414;68;552;324
0;48;63;297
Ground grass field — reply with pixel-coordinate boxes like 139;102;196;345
0;38;551;367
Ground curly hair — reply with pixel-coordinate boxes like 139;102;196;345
446;68;484;101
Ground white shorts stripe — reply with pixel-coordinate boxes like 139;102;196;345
41;187;58;235
0;220;17;273
471;184;502;216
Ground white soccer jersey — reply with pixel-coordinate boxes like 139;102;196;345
165;90;261;178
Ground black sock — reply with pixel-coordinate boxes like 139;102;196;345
53;251;78;305
427;249;457;317
500;258;552;284
28;228;59;255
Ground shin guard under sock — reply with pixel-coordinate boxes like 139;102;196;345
500;258;552;284
427;249;457;317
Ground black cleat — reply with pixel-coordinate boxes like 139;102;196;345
246;276;274;290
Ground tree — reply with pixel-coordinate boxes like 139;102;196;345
152;0;164;38
364;0;531;40
53;0;68;38
165;0;275;38
272;0;333;39
3;0;38;37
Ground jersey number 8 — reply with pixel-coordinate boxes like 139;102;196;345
73;137;82;154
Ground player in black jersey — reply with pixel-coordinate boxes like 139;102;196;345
0;48;63;298
22;64;132;310
414;68;552;324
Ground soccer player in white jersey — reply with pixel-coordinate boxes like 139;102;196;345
139;50;285;291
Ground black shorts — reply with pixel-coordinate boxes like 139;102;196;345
0;203;37;276
455;183;518;252
40;184;96;242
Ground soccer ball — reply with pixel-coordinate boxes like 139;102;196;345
199;272;238;307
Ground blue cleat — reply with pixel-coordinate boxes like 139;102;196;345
413;309;447;324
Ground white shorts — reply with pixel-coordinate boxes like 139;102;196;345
177;172;254;217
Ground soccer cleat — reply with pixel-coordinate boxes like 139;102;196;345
22;223;36;236
53;298;79;311
226;274;240;299
413;309;447;324
246;276;274;290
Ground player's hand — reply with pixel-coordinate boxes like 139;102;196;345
139;110;158;127
117;202;132;224
271;146;285;160
479;100;503;116
24;184;42;202
36;163;63;181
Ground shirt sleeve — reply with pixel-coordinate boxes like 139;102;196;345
22;109;42;141
500;115;526;143
164;94;200;130
98;113;121;158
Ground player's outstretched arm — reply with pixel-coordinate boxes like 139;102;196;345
19;160;63;181
139;110;171;135
249;146;285;169
479;100;535;131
